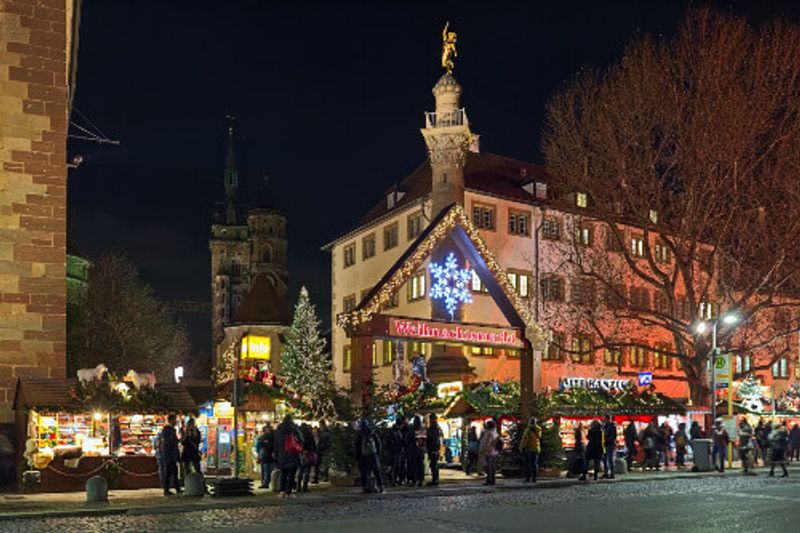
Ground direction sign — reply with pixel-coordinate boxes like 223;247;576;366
638;372;653;386
714;354;731;388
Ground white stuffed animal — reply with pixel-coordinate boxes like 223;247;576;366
76;363;108;384
124;369;157;389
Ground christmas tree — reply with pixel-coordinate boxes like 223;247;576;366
737;375;765;413
280;287;335;419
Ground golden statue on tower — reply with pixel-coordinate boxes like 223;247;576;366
441;22;457;74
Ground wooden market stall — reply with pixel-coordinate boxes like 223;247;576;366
14;377;197;492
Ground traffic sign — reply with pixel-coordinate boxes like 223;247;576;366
714;354;731;387
638;371;653;386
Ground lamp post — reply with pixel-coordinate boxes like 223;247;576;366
696;313;739;425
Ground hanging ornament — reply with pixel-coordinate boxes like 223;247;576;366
429;252;473;320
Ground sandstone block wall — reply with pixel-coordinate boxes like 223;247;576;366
0;0;71;423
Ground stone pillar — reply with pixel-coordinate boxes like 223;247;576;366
1;0;73;423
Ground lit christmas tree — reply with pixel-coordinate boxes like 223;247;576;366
737;375;765;413
280;287;335;419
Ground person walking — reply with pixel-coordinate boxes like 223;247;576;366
711;418;730;473
314;421;331;483
519;417;542;483
768;422;789;478
464;426;479;475
624;421;638;471
403;417;420;486
297;423;317;492
641;421;659;471
180;418;203;479
585;420;604;480
409;416;426;487
657;421;673;468
674;422;689;468
387;421;405;486
479;419;499;486
426;414;443;486
355;418;384;493
574;423;587;481
601;415;617;479
275;414;303;498
255;424;276;489
160;414;181;496
789;423;800;462
738;417;755;474
755;419;770;467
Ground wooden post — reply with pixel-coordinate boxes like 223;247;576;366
350;336;373;410
520;345;533;419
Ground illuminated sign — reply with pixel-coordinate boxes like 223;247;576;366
429;252;473;320
637;372;653;386
388;318;524;348
241;335;271;360
437;381;463;398
560;377;631;391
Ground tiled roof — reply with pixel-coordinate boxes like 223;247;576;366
231;273;291;326
351;151;550;239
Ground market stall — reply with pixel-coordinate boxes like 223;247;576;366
14;377;197;492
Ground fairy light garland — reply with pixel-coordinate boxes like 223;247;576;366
336;203;547;341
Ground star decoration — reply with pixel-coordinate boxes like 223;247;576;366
429;252;473;320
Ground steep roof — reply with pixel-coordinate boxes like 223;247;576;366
231;273;291;326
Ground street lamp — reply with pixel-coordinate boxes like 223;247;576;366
695;312;739;423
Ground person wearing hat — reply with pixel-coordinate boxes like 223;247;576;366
711;418;730;473
519;416;543;482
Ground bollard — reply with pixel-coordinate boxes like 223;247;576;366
184;471;205;497
614;457;627;475
86;475;108;503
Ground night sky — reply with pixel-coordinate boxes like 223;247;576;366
67;1;800;357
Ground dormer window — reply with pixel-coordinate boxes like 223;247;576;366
576;192;588;208
386;190;406;209
649;209;659;224
535;182;547;200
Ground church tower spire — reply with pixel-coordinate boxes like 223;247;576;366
224;115;238;224
421;22;472;217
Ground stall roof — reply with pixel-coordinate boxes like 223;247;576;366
13;378;198;414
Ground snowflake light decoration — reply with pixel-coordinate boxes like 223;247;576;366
429;252;473;320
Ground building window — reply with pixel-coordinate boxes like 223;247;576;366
362;233;376;260
631;235;645;258
630;346;648;368
571;277;596;306
606;229;624;252
653;345;671;369
700;301;718;320
384;223;399;251
470;346;495;356
676;297;690;321
629;287;651;309
735;354;752;375
540;276;564;302
471;271;489;293
773;358;789;378
606;285;626;309
654;291;669;315
472;203;496;230
343;294;356;313
544;332;563;360
343;346;352;373
573;224;593;247
655;240;671;263
571;334;592;364
576;192;588;208
508;210;530;236
386;292;400;309
382;341;394;366
649;209;659;224
604;346;621;367
542;218;561;240
408;212;424;240
371;342;378;367
408;271;426;301
508;270;532;298
231;259;242;278
408;341;428;357
343;243;356;268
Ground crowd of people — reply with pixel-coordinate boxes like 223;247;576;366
154;414;204;496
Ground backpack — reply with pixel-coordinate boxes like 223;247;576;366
361;434;377;456
284;432;303;455
643;435;655;450
675;433;687;447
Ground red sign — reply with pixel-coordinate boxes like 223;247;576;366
388;318;524;348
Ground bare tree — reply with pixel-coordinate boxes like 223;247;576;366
540;8;800;405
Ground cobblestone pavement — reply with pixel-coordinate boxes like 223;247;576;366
2;474;799;532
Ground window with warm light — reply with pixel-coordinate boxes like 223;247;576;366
604;346;621;366
508;210;531;236
773;357;789;378
542;218;561;240
655;240;671;262
736;354;752;374
408;271;426;301
471;271;489;293
653;345;671;369
649;210;659;224
343;346;352;373
576;192;588;208
631;235;645;257
543;332;563;360
508;270;532;298
574;224;593;247
571;334;592;364
382;341;394;366
630;345;648;368
472;204;496;230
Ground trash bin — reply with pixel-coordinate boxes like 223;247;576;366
691;439;713;472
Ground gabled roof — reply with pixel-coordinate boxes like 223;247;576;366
337;203;547;339
231;272;291;326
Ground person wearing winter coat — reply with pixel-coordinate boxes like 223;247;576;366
426;414;443;486
789;424;800;461
407;416;425;487
574;423;587;481
296;423;317;492
711;418;730;473
180;417;203;487
479;419;499;485
738;418;755;474
585;420;604;480
354;418;384;493
657;422;673;467
519;417;542;483
640;421;660;471
314;422;331;483
274;414;304;497
464;426;479;475
768;422;789;478
624;422;638;471
160;415;181;496
674;422;689;467
255;424;276;489
387;420;406;486
402;417;420;486
601;415;617;479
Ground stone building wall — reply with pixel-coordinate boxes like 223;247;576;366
0;0;74;423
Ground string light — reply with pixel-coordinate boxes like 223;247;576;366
429;252;472;320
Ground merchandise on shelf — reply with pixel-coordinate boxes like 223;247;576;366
116;414;166;456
